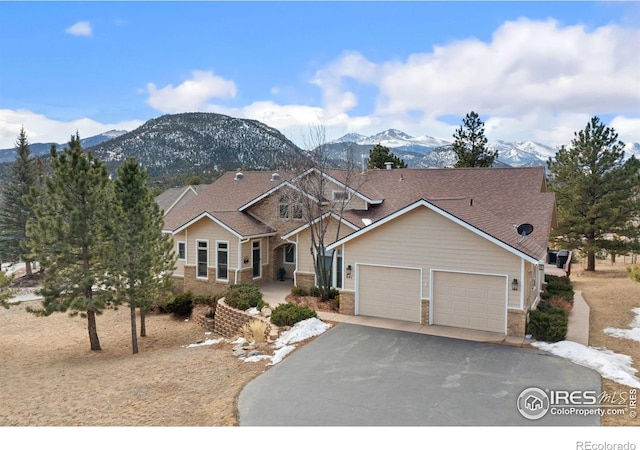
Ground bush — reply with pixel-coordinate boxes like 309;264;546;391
240;319;268;344
291;286;308;296
309;286;321;297
528;302;568;342
548;296;573;315
165;292;194;316
225;284;266;311
270;303;318;327
328;288;340;300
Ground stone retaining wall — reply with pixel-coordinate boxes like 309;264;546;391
213;297;271;339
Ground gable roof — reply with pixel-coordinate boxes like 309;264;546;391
156;184;208;216
162;166;555;259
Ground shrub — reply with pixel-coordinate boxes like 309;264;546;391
548;295;573;315
225;284;266;311
240;319;268;344
331;296;340;311
528;303;568;342
328;288;340;300
165;292;194;316
309;286;321;297
270;303;318;327
291;286;308;296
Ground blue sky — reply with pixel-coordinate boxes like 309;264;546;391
1;1;639;149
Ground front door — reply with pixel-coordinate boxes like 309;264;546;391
252;240;261;279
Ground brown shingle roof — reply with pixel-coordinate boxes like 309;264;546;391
163;167;555;260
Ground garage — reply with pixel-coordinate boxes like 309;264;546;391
432;272;506;333
357;265;421;322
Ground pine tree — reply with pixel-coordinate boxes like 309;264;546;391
547;116;640;271
25;134;120;351
367;144;407;169
452;111;497;168
114;158;176;354
0;128;42;275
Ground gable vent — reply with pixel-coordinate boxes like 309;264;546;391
234;172;244;180
271;173;280;181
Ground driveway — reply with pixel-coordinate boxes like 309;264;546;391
238;324;601;426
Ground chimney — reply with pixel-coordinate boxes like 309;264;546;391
385;162;393;170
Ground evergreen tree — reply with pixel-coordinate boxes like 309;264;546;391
367;144;407;169
114;158;176;354
452;111;497;168
25;134;120;351
0;128;42;275
547;116;640;271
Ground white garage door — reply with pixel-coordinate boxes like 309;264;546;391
358;265;421;323
432;272;506;333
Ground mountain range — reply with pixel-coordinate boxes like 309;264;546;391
2;114;639;183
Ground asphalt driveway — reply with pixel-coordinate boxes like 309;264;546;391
238;324;601;426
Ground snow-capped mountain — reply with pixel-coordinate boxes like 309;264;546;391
329;130;564;168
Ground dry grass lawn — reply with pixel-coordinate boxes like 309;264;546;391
570;258;640;426
0;300;269;426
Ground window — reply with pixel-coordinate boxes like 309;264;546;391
196;240;208;279
252;240;261;278
284;244;295;264
333;190;349;202
279;195;289;219
177;242;186;260
292;203;303;219
216;241;228;281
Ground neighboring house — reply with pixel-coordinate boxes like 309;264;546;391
156;184;209;217
161;166;557;337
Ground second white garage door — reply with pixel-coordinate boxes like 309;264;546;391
432;272;506;333
357;265;421;323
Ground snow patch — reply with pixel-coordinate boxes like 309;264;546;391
184;338;224;348
604;307;640;343
532;340;640;388
274;318;331;349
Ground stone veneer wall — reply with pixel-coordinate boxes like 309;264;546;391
421;300;430;325
339;291;354;315
296;273;315;289
507;309;528;337
213;298;271;339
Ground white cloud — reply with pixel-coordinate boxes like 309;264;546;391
303;18;640;144
0;109;143;148
66;21;92;37
145;70;237;113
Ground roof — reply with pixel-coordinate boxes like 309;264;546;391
162;167;555;261
155;184;209;216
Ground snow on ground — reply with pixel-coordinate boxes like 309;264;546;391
604;307;640;343
183;317;331;366
532;340;640;388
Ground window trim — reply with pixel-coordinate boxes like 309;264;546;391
196;239;209;280
252;239;262;280
278;194;290;219
177;241;186;261
216;240;229;282
284;244;296;265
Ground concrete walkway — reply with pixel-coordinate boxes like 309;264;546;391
566;290;590;346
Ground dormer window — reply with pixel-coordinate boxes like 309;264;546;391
279;195;290;219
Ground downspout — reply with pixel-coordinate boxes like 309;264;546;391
520;258;525;310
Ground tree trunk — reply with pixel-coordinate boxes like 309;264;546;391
586;251;596;271
611;253;616;263
25;259;32;277
140;309;147;337
130;302;138;354
86;308;102;351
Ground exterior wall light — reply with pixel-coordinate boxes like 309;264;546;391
346;265;352;279
512;278;519;291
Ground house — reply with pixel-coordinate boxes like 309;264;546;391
161;166;557;337
155;184;209;217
